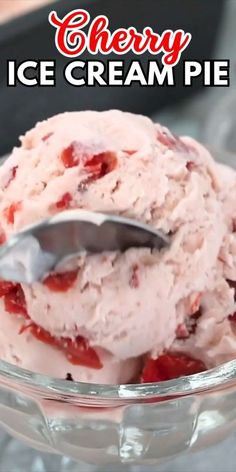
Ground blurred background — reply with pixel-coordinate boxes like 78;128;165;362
0;0;236;471
0;0;230;155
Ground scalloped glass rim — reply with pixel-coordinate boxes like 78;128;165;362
0;357;236;401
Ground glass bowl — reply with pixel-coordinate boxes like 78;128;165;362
0;358;236;468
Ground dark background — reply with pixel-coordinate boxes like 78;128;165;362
0;0;225;155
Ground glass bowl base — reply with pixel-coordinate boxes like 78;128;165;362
0;432;139;472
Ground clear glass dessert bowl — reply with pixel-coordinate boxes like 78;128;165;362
0;358;236;468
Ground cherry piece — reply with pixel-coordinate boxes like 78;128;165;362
85;152;117;179
186;161;196;171
4;284;28;318
227;279;236;290
60;142;86;168
122;150;137;155
56;192;72;210
228;313;236;323
64;336;103;368
129;264;140;288
42;132;53;142
43;270;78;292
4;166;18;190
141;352;206;383
28;323;59;347
77;177;94;192
157;129;188;152
3;202;22;224
186;308;202;335
0;280;15;297
24;323;102;369
61;141;117;181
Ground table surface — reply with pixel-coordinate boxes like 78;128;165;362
1;1;236;471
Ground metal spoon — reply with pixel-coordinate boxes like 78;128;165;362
0;209;170;284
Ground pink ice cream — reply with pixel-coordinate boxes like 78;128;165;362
0;110;236;384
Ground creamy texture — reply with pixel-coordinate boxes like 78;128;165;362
0;110;235;383
173;162;236;367
0;299;137;383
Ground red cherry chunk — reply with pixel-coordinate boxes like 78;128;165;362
42;132;53;142
141;352;206;383
186;309;202;335
157;129;188;152
0;280;15;297
77;176;93;193
56;192;72;210
129;264;140;288
186;161;196;171
60;142;86;168
228;313;236;323
24;324;102;369
156;129;177;147
64;336;103;369
85;152;117;179
4;284;28;318
3;201;22;224
227;279;236;290
122;150;137;156
28;324;59;347
61;141;117;180
43;270;78;292
4;166;18;190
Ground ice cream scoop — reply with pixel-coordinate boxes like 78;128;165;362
0;209;170;284
0;109;236;385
